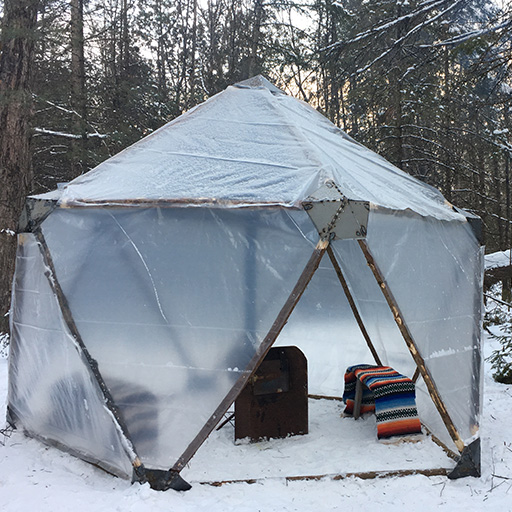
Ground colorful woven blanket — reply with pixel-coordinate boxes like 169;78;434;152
342;365;422;439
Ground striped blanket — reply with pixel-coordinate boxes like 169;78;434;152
342;365;422;439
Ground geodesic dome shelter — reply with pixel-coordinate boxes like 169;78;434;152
7;76;484;490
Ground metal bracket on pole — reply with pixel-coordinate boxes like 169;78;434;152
302;180;369;241
18;197;58;233
448;438;481;479
452;206;484;246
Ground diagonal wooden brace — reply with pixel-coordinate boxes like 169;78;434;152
358;239;465;453
173;238;330;473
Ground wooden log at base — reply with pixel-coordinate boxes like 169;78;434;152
199;467;451;487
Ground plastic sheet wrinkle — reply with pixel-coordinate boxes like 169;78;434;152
143;148;299;171
107;212;169;324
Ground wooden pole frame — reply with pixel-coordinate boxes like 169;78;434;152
59;198;301;210
32;229;143;470
29;217;465;475
326;245;382;366
173;239;329;472
357;239;465;453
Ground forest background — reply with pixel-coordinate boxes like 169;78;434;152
0;0;511;336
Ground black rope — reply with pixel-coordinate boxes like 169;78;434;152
0;425;15;446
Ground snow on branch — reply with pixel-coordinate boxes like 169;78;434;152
34;128;109;139
32;94;108;140
488;211;512;225
423;19;512;48
320;0;455;53
34;96;77;116
351;0;466;76
401;144;491;179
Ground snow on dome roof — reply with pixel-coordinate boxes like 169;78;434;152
53;76;462;221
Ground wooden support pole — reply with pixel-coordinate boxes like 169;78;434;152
33;229;141;468
327;245;382;366
353;379;363;420
357;239;465;453
173;238;329;472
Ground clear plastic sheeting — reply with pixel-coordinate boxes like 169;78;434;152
8;234;133;478
330;239;418;377
8;198;485;477
51;79;462;222
40;207;315;469
276;236;416;396
366;208;483;445
415;377;458;453
275;256;376;397
8;76;485;482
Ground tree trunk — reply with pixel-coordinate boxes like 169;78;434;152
70;0;87;175
188;0;198;106
0;0;39;334
120;0;130;74
156;0;168;102
493;156;504;248
392;3;404;170
442;46;453;202
506;155;511;248
246;0;264;79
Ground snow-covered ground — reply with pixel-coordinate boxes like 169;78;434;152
0;333;511;511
